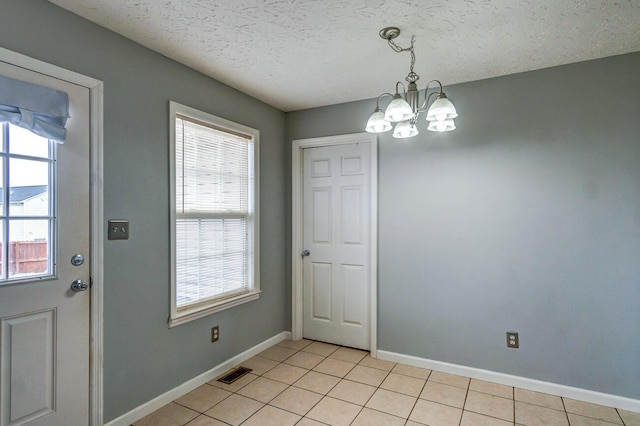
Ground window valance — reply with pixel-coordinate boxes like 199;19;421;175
0;74;69;142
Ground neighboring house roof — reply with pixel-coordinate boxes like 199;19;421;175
0;185;48;203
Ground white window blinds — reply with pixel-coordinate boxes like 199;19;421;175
175;115;253;308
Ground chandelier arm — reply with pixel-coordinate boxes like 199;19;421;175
395;81;407;97
417;80;445;113
375;92;395;108
417;92;439;115
426;79;444;92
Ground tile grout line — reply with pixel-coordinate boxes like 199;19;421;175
240;344;304;425
512;384;516;425
289;343;420;424
219;346;291;424
298;356;353;424
255;341;367;424
408;368;432;425
561;396;571;425
346;364;391;426
255;344;324;423
459;376;471;426
327;349;368;426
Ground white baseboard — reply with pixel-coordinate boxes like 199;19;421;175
105;331;292;426
377;350;640;413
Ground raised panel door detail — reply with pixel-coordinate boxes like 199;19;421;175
341;186;362;245
311;262;332;321
302;141;371;349
341;156;363;176
342;265;364;325
312;159;331;178
312;188;332;244
1;309;56;426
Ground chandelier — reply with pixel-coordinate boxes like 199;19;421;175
365;27;458;138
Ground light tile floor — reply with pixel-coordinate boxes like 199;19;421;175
134;339;640;426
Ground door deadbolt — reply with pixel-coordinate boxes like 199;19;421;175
71;254;85;266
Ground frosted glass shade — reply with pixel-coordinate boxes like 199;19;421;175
392;120;419;138
426;95;458;122
365;108;392;133
427;119;456;132
384;96;414;123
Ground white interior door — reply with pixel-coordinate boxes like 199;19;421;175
0;62;90;425
302;143;371;349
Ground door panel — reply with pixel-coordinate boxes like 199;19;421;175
302;143;371;349
1;309;55;424
341;186;362;244
0;62;90;426
312;188;331;243
342;264;364;325
311;262;332;321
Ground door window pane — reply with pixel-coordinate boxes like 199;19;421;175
8;125;50;158
8;219;50;278
9;158;49;217
0;161;3;216
0;222;3;280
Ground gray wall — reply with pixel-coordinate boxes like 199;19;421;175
0;1;288;421
287;52;640;399
3;0;639;418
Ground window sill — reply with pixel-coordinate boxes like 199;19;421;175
168;290;261;328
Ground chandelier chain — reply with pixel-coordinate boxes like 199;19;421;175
387;36;419;84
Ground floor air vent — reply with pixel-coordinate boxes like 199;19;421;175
217;367;253;384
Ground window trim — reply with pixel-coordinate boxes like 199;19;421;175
168;101;260;328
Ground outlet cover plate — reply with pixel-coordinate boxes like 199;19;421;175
108;219;129;240
507;332;519;348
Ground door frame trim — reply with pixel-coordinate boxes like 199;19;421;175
291;132;378;357
0;47;104;426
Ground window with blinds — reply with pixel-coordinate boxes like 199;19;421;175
170;102;259;326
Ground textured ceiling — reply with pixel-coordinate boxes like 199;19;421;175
48;0;640;111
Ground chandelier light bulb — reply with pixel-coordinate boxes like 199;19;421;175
427;119;456;132
365;108;392;133
426;94;458;122
384;95;413;123
393;120;419;138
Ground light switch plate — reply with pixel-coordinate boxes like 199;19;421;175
108;220;129;240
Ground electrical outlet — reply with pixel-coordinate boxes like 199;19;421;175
211;326;219;343
506;332;519;348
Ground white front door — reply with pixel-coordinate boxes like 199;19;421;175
302;142;371;349
0;62;90;425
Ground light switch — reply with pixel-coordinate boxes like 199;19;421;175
108;220;129;240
